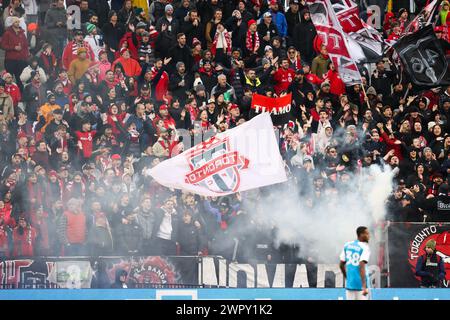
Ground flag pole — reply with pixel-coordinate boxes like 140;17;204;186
359;77;372;110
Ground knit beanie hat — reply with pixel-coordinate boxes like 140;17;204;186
86;23;96;34
165;4;174;12
426;239;436;251
247;19;257;28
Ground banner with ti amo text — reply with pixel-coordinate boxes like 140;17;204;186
148;113;287;197
249;93;293;126
393;25;450;88
387;223;450;288
306;0;362;85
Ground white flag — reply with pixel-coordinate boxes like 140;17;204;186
148;113;287;196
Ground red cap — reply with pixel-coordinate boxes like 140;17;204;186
120;47;129;55
247;19;257;28
434;26;444;33
111;154;121;160
229;104;239;111
159;104;168;111
270;0;278;5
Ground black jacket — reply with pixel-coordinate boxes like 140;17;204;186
169;72;193;103
169;44;194;73
293;20;317;62
177;221;206;255
285;9;301;38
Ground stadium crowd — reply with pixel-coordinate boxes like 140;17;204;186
0;0;448;262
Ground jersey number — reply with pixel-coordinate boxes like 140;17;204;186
346;251;360;266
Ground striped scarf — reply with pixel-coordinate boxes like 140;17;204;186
211;30;232;56
246;30;260;53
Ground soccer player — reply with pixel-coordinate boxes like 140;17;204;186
339;226;371;300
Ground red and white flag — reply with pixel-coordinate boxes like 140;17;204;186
148;113;287;196
306;0;362;85
333;0;383;63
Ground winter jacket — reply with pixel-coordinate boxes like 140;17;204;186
111;57;142;78
4;83;21;107
102;22;126;53
285;8;301;38
0;26;29;61
169;44;194;73
0;93;14;121
20;66;47;85
265;10;287;37
177;221;207;255
44;4;67;34
22;0;39;15
134;208;156;240
415;253;446;287
62;41;95;70
68;57;91;84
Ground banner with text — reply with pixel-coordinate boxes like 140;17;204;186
250;93;293;126
387;223;450;288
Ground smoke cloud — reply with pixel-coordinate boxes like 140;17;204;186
242;164;395;264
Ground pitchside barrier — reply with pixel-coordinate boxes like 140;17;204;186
0;222;447;289
0;288;449;300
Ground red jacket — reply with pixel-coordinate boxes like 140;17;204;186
324;69;346;96
5;83;20;107
111;56;142;78
0;26;29;61
12;226;37;257
151;66;169;101
0;205;14;228
273;67;295;95
63;211;86;245
119;32;142;61
381;131;403;161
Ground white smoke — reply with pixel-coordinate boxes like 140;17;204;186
244;164;395;264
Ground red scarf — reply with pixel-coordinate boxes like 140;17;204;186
246;30;260;53
211;30;232;56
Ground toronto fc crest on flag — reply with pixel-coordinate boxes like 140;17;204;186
184;136;250;194
148;113;287;197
